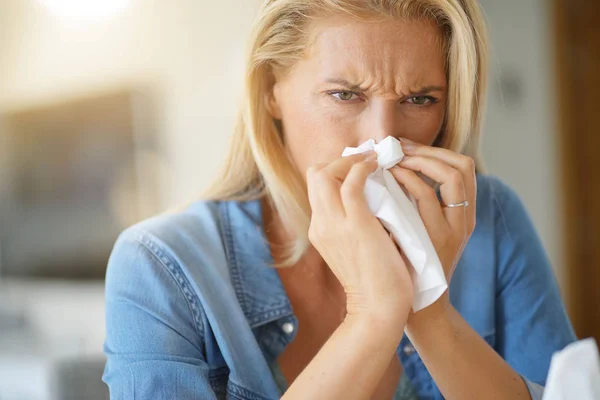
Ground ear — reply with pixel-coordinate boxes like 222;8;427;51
265;81;283;120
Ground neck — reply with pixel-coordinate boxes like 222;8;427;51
261;196;334;283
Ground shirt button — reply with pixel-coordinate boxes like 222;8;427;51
403;344;416;356
281;322;295;335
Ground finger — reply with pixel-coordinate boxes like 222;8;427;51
388;166;448;241
400;139;476;205
401;138;471;172
398;155;468;232
340;158;379;217
401;142;477;234
323;151;376;182
306;163;344;219
306;152;376;219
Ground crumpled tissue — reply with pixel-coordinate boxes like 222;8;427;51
542;338;600;400
342;136;447;311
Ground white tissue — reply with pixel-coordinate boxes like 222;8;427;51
342;137;447;311
543;338;600;400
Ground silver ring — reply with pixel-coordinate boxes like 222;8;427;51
442;200;469;208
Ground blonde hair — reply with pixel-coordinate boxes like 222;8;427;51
204;0;489;266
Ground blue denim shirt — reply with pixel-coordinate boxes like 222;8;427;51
103;175;576;400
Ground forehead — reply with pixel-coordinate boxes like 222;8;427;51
303;17;446;88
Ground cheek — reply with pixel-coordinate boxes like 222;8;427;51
281;97;356;178
399;106;446;146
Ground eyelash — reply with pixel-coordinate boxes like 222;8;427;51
406;95;439;106
327;90;361;102
326;90;439;106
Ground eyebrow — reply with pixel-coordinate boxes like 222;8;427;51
324;78;446;95
324;78;366;92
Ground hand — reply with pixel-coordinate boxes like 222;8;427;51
306;152;414;322
389;138;477;285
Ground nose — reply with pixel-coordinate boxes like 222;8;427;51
361;100;400;144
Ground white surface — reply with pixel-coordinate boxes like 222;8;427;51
343;138;447;311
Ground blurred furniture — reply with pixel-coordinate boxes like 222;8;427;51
0;90;162;399
0;340;108;400
0;90;161;280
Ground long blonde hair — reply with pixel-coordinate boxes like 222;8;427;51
204;0;489;266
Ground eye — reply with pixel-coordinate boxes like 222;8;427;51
406;95;437;105
330;91;360;101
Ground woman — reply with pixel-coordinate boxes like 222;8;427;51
103;0;576;399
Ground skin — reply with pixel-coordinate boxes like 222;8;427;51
264;16;531;400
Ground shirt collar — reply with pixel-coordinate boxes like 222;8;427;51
218;199;295;328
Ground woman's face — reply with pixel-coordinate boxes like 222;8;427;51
268;17;448;177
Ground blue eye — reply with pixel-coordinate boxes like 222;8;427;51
330;91;360;101
407;96;437;105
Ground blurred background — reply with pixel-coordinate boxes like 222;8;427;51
0;0;597;399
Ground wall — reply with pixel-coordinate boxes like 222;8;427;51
0;0;262;357
0;0;566;290
0;0;260;208
478;0;566;292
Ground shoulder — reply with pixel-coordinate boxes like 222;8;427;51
104;199;234;311
455;174;537;303
474;174;531;235
474;174;537;246
471;175;558;300
475;174;522;215
106;197;247;279
105;198;223;269
107;200;221;276
452;176;523;330
104;199;244;341
104;197;268;296
119;199;223;250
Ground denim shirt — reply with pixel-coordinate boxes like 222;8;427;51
103;175;576;400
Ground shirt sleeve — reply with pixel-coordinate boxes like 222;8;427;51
490;177;577;392
103;229;218;400
522;376;546;400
